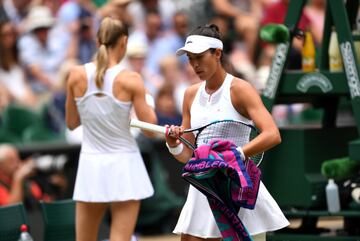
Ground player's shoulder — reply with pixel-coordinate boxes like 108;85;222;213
231;77;257;92
117;69;141;80
185;82;202;97
68;65;86;86
115;69;142;86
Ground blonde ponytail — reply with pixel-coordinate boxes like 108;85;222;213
95;44;108;89
94;17;129;89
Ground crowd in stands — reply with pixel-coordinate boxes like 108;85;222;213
0;0;329;205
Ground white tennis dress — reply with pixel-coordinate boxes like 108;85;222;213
173;73;289;237
72;63;154;202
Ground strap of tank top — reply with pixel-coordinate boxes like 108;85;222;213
222;73;234;97
84;62;100;95
83;63;125;97
102;64;124;95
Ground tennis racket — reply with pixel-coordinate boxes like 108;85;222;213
130;119;264;166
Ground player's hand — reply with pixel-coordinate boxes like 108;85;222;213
165;125;184;147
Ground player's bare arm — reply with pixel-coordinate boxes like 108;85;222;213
118;71;157;136
65;65;85;130
231;78;281;157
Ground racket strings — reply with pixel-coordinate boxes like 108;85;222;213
195;121;263;165
196;122;252;147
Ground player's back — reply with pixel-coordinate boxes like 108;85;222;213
75;63;138;154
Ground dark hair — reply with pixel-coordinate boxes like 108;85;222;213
0;20;18;71
189;23;223;60
189;23;222;40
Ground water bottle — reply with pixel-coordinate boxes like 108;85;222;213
325;179;340;213
18;224;34;241
328;28;343;72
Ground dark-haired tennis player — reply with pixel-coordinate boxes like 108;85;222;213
165;24;289;241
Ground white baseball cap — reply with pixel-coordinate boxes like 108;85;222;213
176;35;223;56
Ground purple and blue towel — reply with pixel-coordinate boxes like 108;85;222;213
182;140;261;241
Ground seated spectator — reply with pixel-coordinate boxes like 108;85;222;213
155;83;182;126
304;0;325;45
211;0;263;62
145;11;189;75
0;144;69;207
0;144;51;207
260;0;311;70
125;41;162;97
128;9;163;62
127;0;176;31
173;62;201;114
18;6;70;95
0;19;38;110
2;0;32;32
45;59;80;134
55;0;97;63
96;0;133;27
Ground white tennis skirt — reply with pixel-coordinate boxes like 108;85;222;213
173;182;289;238
73;151;154;202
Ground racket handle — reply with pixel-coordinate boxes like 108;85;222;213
130;119;168;135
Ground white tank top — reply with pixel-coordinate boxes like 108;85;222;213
75;63;139;154
190;73;252;130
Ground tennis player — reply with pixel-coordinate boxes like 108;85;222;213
165;24;289;241
65;17;157;241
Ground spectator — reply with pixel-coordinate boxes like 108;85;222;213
173;62;201;114
0;19;38;109
127;0;176;31
211;0;262;62
158;54;185;87
0;144;51;207
96;0;133;27
155;83;182;126
125;41;162;97
2;0;32;32
304;0;325;45
128;9;163;50
146;11;189;74
45;59;80;134
0;0;8;23
260;0;310;70
18;5;68;95
55;0;97;64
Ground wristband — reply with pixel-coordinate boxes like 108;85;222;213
236;146;246;160
166;142;184;155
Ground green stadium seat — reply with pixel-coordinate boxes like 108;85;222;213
40;199;76;241
1;105;40;138
0;203;29;241
22;125;59;143
0;128;21;144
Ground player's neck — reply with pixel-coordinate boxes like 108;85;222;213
205;68;227;94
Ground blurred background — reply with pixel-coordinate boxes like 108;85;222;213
0;0;360;240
